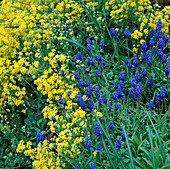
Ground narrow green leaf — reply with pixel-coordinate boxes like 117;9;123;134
63;38;87;51
147;125;156;169
10;6;24;11
123;126;136;169
101;136;116;169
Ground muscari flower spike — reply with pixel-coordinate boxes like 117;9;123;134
148;77;153;88
84;65;88;74
87;44;91;52
109;121;114;130
142;41;147;52
141;67;146;78
135;71;140;82
158;49;163;59
158;38;165;50
58;96;63;104
141;53;146;62
115;138;122;150
60;70;65;76
156;30;162;40
87;98;93;112
160;86;166;99
149;100;154;109
36;129;44;142
88;57;95;66
124;28;129;38
74;70;80;80
148;56;152;67
149;28;155;38
90;162;95;169
121;130;126;141
133;55;139;68
156;18;162;32
95;70;99;78
66;23;69;31
162;54;167;64
150;38;155;48
95;86;100;99
125;57;129;64
135;83;142;98
93;122;102;138
131;78;137;87
75;165;80;169
84;137;92;151
146;50;152;59
80;97;86;110
102;94;107;104
79;79;84;88
153;47;157;56
89;84;93;91
51;116;56;122
156;94;160;104
165;65;170;76
85;79;90;87
85;87;91;98
119;72;125;81
115;103;120;110
114;83;118;90
98;97;102;105
129;87;135;101
100;64;104;73
67;91;71;97
100;40;104;48
96;143;102;152
110;28;118;38
112;91;117;102
97;53;103;64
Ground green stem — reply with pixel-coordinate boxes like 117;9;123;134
126;39;129;59
113;38;120;65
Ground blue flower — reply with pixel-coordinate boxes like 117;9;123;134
133;55;139;68
84;65;88;73
108;103;112;109
87;44;91;52
165;65;170;76
67;91;71;97
148;77;153;88
115;138;122;150
169;23;170;33
156;94;160;104
149;28;155;38
77;51;82;61
36;129;44;142
97;53;103;64
79;79;84;88
115;103;120;110
156;18;162;32
95;86;100;99
121;130;126;141
117;86;123;99
85;87;91;98
80;97;86;110
75;165;80;169
88;98;93;112
87;38;91;44
156;30;162;40
141;53;146;61
98;98;102;105
102;94;107;104
149;100;154;109
77;92;82;102
95;70;99;78
129;87;135;101
74;70;80;80
124;28;129;38
158;49;163;59
131;78;137;87
135;71;140;82
153;47;157;56
127;60;132;69
66;23;69;31
125;57;129;64
96;143;102;151
112;91;117;102
110;28;118;37
85;79;90;87
60;70;65;76
158;38;165;49
114;83;118;90
89;162;95;169
135;83;142;98
142;41;147;52
146;50;152;59
100;64;104;72
100;40;104;48
51;116;56;122
119;81;124;91
163;35;169;43
89;84;93;91
148;56;152;67
84;137;92;151
109;121;114;130
93;122;102;137
162;54;167;64
119;72;125;81
141;67;146;78
150;38;155;48
58;96;63;104
88;57;95;66
160;86;166;99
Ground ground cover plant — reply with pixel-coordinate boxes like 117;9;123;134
0;0;169;168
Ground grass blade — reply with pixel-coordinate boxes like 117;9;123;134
147;124;156;169
122;126;136;169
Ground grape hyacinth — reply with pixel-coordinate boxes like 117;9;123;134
158;38;165;49
141;67;146;78
85;87;91;98
95;86;100;99
165;65;170;76
84;137;92;151
90;162;95;169
109;121;114;130
156;94;160;104
36;129;44;142
102;94;107;104
114;83;118;90
100;40;104;48
125;57;129;64
87;44;91;52
74;70;80;80
89;84;93;91
110;28;118;38
85;79;90;87
75;165;80;169
58;96;63;104
153;47;157;56
93;122;102;137
115;138;122;150
79;79;84;88
131;78;137;87
156;18;162;32
158;49;163;59
121;130;126;141
135;71;140;82
160;86;166;99
146;50;152;59
162;54;167;64
116;103;120;110
149;100;154;109
142;41;147;52
149;28;155;38
124;28;129;38
119;72;125;81
96;143;102;152
51;116;56;122
133;55;139;68
148;56;152;67
98;97;102;105
129;87;135;101
97;53;103;64
88;98;93;112
80;97;86;111
113;91;117;102
84;65;88;74
148;77;153;88
95;70;99;78
135;83;142;98
150;38;155;48
67;91;71;97
60;70;65;76
156;30;162;40
88;57;95;66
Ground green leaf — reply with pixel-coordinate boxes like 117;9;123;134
24;119;30;126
